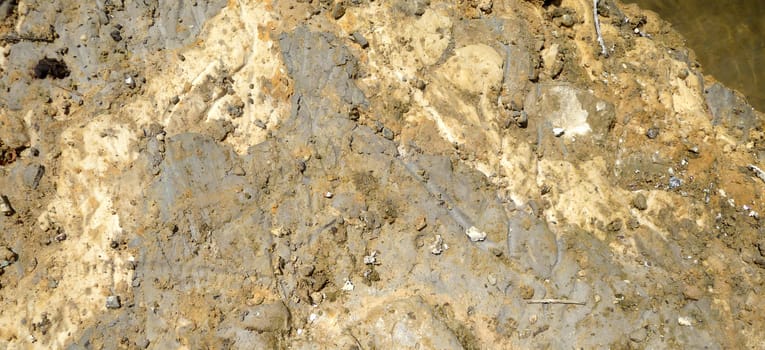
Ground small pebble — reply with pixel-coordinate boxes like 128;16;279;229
296;160;307;173
668;177;682;189
516;111;528;128
632;193;648;211
430;234;448;255
310;292;324;305
332;2;346;19
351;32;369;49
110;29;122;42
227;103;244;118
382;127;394;140
560;14;575;27
106;295;122;309
465;226;487;242
415;216;427;231
363;252;377;265
646;127;659;139
682;285;703;301
414;4;426;16
23;164;45;189
629;327;647;343
271;226;291;237
341;279;354;291
348;107;360;121
627;217;640;229
413;78;427;90
490;247;503;257
124;75;136;89
677;316;692;326
0;195;14;216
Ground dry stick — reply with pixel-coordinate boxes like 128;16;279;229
527;298;586;305
593;0;609;57
0;33;56;44
53;84;83;97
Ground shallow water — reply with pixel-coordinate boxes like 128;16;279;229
622;0;765;111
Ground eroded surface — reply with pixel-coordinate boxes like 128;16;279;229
1;0;765;349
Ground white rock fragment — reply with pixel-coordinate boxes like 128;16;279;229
363;251;377;265
124;75;136;89
465;226;487;242
677;316;693;326
748;164;765;183
430;235;448;255
106;295;121;309
552;127;565;137
341;278;354;291
270;226;291;237
310;292;324;305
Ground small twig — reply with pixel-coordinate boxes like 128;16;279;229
527;298;586;305
0;33;56;44
593;0;608;57
345;330;365;350
52;84;83;98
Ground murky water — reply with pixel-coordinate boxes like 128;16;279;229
622;0;765;111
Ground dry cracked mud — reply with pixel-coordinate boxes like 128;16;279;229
1;0;765;349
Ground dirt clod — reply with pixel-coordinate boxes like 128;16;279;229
32;57;69;79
